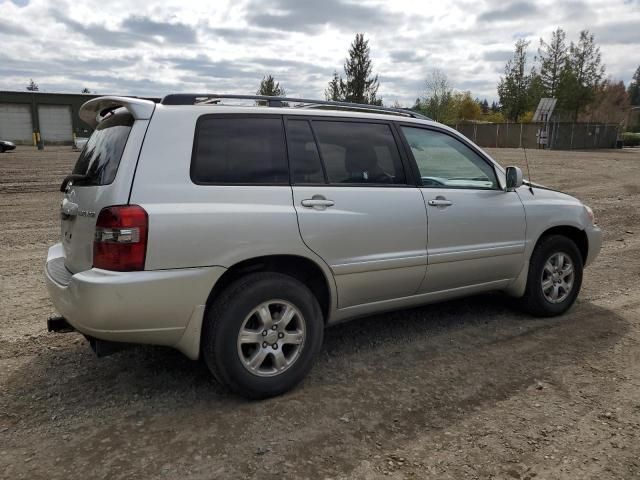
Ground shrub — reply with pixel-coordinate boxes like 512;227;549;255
622;132;640;147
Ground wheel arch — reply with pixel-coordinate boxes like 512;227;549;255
536;225;588;264
506;224;588;298
204;254;335;324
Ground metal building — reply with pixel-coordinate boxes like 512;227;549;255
0;91;158;145
0;91;100;145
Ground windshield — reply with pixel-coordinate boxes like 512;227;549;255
71;110;134;186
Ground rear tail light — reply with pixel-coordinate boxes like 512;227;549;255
93;205;148;271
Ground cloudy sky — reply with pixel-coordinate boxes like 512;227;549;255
0;0;639;105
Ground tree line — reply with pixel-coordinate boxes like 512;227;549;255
258;31;639;128
494;28;639;126
258;33;382;106
25;31;640;128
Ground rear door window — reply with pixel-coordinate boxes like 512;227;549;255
191;116;288;184
287;119;325;184
311;121;406;185
72;110;134;186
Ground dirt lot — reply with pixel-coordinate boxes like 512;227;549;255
1;146;640;479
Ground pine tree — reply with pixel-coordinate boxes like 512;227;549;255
538;27;568;97
480;98;490;114
628;66;640;106
342;33;381;105
26;79;39;91
498;40;534;121
528;68;545;110
325;71;344;101
490;101;500;113
257;74;286;96
557;30;605;120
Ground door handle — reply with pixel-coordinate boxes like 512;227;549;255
301;197;335;209
428;198;453;207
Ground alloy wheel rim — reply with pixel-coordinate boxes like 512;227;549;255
236;300;306;377
541;252;574;304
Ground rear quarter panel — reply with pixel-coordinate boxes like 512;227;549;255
129;106;333;276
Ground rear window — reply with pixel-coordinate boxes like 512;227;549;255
311;121;406;185
72;111;134;186
191;116;288;185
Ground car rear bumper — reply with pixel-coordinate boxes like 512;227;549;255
44;243;226;359
585;224;602;267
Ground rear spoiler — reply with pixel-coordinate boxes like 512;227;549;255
79;96;156;128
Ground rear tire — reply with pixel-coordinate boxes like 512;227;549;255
202;272;324;399
519;234;583;317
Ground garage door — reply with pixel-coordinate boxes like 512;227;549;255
39;105;73;143
0;103;33;144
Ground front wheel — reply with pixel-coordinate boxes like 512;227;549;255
519;235;584;317
202;272;324;399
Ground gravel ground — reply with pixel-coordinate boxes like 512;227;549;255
1;145;640;479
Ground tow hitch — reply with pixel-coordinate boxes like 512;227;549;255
47;316;75;333
47;316;132;357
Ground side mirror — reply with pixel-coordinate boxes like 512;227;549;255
505;166;523;191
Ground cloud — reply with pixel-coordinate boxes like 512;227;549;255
0;0;638;106
477;1;542;22
389;50;428;63
49;9;147;47
49;10;197;47
246;0;402;32
121;16;197;44
482;49;513;62
0;22;29;36
206;27;278;41
592;20;640;45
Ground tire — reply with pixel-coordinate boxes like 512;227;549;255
519;234;583;317
0;146;5;153
202;272;324;399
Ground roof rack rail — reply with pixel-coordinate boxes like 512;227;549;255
161;93;431;120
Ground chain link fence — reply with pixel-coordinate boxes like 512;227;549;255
452;122;620;149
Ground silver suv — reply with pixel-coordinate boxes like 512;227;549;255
45;94;602;398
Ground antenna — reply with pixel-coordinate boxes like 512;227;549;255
522;146;534;195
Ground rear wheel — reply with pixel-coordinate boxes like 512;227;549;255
202;272;323;399
519;235;583;317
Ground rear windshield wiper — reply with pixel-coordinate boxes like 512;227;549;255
60;174;90;192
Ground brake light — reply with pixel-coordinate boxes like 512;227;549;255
93;205;148;271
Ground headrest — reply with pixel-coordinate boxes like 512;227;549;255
345;144;377;174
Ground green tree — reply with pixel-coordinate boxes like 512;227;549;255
557;30;605;120
325;70;344;101
26;79;39;91
528;68;545;109
81;87;91;94
257;74;286;96
538;27;568;97
498;39;535;121
628;66;640;105
455;92;482;121
341;33;381;105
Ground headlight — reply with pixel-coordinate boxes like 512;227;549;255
584;205;595;224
